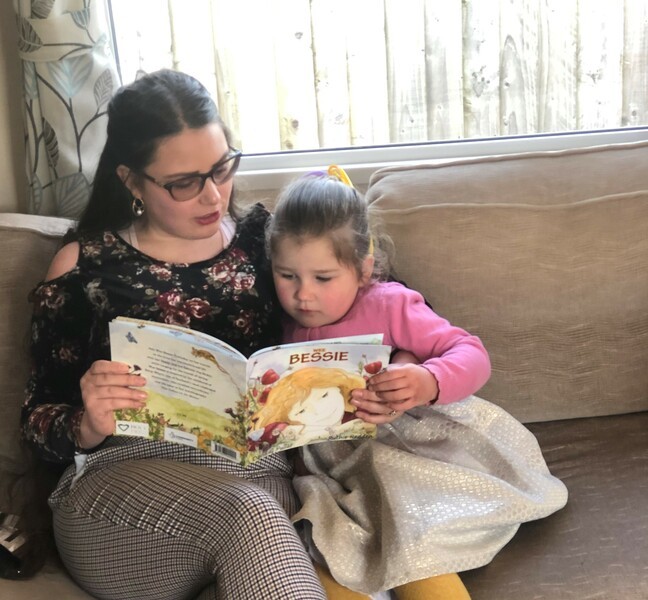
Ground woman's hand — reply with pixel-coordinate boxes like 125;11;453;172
77;360;147;450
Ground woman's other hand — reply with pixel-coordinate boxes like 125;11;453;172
78;360;147;449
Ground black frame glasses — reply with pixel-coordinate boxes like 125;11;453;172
140;149;242;202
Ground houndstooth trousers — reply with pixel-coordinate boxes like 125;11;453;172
49;437;326;600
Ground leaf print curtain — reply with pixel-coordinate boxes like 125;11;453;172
13;0;120;218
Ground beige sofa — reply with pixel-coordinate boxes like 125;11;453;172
1;140;647;599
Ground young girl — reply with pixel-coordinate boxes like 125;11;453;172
266;167;568;599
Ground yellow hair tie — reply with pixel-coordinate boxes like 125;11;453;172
328;165;354;189
326;164;372;256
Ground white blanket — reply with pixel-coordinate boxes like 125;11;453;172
292;396;568;595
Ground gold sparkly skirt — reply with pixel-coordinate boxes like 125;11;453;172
292;396;568;594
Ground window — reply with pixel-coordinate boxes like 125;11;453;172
107;0;648;187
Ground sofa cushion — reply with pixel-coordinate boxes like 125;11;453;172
367;143;648;423
367;139;648;207
462;411;648;599
0;214;73;517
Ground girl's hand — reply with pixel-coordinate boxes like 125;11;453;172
350;387;403;424
78;360;147;449
350;350;438;422
366;364;439;414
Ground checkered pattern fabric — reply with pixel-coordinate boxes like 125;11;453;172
50;438;325;599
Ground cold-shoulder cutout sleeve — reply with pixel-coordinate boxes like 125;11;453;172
44;241;80;281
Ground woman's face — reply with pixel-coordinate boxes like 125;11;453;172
126;123;233;240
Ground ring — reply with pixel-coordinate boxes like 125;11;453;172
388;409;398;416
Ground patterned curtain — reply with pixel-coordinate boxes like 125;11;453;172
13;0;120;218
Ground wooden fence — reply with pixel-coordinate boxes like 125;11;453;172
109;0;648;153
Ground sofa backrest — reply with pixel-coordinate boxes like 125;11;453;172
367;141;648;423
0;213;73;514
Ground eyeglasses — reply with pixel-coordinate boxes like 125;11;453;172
140;149;242;202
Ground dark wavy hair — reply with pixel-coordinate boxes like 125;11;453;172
69;69;237;240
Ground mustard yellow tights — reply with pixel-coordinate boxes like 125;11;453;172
314;563;471;600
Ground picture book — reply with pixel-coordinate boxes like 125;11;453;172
109;317;392;466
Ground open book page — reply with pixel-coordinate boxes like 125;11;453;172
110;317;249;461
109;317;391;465
242;339;392;464
113;316;247;359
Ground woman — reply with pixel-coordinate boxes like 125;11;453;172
21;69;325;600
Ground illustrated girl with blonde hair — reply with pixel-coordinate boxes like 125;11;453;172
252;366;364;428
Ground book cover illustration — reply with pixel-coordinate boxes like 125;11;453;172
109;317;391;465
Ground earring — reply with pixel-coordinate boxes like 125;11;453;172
132;197;145;217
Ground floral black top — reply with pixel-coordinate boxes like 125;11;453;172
22;204;281;464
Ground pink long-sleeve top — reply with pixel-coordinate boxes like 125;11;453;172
282;281;491;405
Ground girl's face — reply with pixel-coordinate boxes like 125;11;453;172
122;123;232;240
272;235;373;328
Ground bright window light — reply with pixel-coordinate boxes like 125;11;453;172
107;0;648;188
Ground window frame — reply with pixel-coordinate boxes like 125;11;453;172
238;126;648;192
104;1;648;193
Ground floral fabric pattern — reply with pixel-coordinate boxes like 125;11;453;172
22;204;282;463
14;0;120;217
